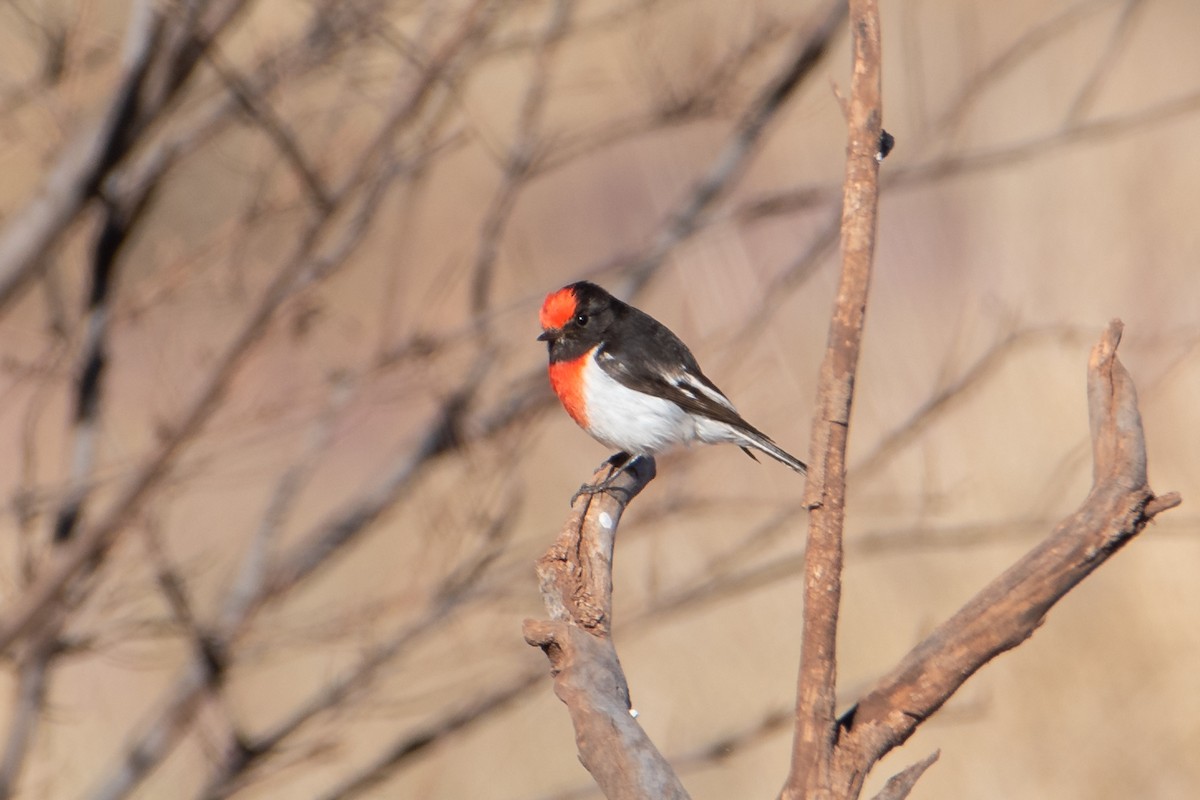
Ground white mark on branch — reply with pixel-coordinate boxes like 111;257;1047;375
598;511;614;530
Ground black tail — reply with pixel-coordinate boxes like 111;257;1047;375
737;432;807;474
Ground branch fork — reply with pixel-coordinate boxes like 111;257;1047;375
525;2;1180;798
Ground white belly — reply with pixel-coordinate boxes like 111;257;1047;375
581;361;734;455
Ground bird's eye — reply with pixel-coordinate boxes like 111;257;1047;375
574;313;589;326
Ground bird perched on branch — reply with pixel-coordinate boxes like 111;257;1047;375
537;281;806;493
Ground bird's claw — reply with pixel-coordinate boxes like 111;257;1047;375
569;453;638;506
570;480;632;507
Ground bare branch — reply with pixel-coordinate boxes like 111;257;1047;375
52;166;159;544
310;668;545;800
613;0;848;296
198;511;511;799
218;374;355;631
868;751;940;800
0;111;167;795
1063;0;1148;123
469;0;574;317
828;321;1181;797
0;2;497;657
524;457;690;800
0;0;249;313
783;1;881;796
87;663;212;800
1;2;1192;797
204;50;333;213
736;86;1200;224
0;633;57;799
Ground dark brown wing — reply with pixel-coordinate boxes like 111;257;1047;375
594;303;770;440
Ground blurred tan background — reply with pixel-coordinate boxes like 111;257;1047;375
0;0;1197;798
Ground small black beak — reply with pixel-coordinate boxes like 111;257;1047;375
536;330;556;342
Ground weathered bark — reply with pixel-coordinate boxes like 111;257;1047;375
822;321;1180;797
784;0;882;796
525;457;690;800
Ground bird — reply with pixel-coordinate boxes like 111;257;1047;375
537;281;806;493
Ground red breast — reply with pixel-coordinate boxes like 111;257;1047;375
548;352;590;428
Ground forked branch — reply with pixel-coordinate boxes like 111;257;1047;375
524;1;1181;797
823;320;1180;797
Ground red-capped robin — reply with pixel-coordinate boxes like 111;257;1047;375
538;281;806;491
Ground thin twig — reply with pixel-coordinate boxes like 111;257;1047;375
616;0;848;297
868;751;940;800
0;4;497;659
204;49;333;212
0;0;249;313
469;0;574;317
197;513;511;799
0;633;57;799
1063;0;1148;123
735;86;1200;223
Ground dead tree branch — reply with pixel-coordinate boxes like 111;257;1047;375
825;320;1180;797
524;457;691;800
868;751;940;800
0;2;1190;797
783;0;882;797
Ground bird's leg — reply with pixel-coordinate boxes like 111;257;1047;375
570;452;637;505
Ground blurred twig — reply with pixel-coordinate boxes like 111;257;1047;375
197;510;513;799
616;0;848;297
0;0;502;661
0;123;166;797
0;0;249;313
1064;0;1148;123
469;0;575;317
